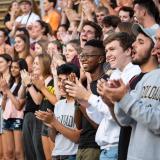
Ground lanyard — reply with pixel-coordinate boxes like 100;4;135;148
21;11;32;26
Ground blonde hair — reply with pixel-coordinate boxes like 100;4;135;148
37;54;52;77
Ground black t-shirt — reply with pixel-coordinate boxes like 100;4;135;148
118;72;146;160
4;13;10;24
4;13;11;32
79;74;109;149
40;79;55;112
24;85;40;113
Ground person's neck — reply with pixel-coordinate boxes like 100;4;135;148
66;97;75;103
36;35;43;41
119;59;131;72
23;11;31;16
90;64;105;81
19;51;26;58
15;77;20;83
143;17;157;28
47;8;54;15
140;58;158;73
44;74;51;80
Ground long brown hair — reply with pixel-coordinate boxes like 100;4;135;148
36;54;52;77
14;34;30;60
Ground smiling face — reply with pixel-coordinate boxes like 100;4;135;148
14;37;25;53
132;33;153;65
0;57;10;74
65;43;77;62
35;43;43;55
105;40;128;70
56;26;67;41
57;74;68;97
32;56;42;76
80;46;103;73
11;62;20;78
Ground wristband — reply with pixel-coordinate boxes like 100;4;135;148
27;83;32;88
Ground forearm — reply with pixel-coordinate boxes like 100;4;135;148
41;86;57;105
1;97;7;110
28;86;43;105
53;76;61;100
51;119;80;143
61;11;67;25
9;25;16;38
74;107;82;129
79;105;98;129
48;127;57;142
6;89;24;110
119;93;160;134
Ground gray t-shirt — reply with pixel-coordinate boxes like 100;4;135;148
52;99;78;156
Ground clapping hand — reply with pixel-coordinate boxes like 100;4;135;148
20;70;31;87
35;109;55;127
0;77;9;93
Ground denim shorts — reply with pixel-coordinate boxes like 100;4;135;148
100;146;118;160
3;118;23;131
52;155;76;160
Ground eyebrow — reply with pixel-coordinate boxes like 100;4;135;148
137;38;144;43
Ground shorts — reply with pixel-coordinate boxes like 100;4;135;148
41;124;49;137
100;146;118;160
3;118;23;131
52;155;76;160
76;148;100;160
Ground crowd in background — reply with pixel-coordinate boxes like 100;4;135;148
0;0;160;160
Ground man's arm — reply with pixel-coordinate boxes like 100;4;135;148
118;92;160;134
50;118;81;143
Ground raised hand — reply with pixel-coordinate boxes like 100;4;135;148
32;75;45;91
20;69;31;87
35;109;55;126
0;77;9;93
65;76;91;101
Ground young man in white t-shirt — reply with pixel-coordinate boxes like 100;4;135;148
15;0;40;28
35;63;81;160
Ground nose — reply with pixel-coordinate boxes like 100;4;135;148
132;41;136;48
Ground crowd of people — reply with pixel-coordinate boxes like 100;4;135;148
0;0;160;160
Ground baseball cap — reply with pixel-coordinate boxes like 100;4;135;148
132;23;159;44
19;0;32;5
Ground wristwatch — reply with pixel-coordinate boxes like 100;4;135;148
27;83;32;88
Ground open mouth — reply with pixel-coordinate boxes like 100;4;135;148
131;48;136;58
82;38;87;43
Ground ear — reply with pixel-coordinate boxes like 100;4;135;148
98;56;105;64
141;7;146;16
124;48;132;56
